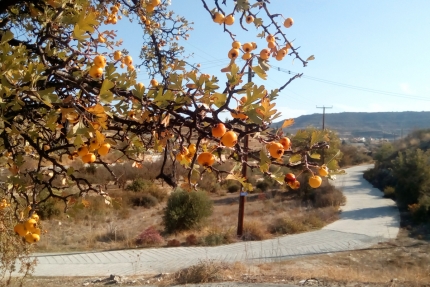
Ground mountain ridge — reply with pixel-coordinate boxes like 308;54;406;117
273;111;430;138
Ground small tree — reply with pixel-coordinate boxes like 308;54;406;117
163;189;213;233
0;0;337;279
392;149;430;207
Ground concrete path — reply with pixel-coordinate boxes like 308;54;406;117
30;164;400;277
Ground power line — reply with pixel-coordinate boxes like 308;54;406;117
271;65;430;102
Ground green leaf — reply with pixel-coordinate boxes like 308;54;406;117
73;135;84;147
309;153;321;160
259;149;271;173
76;11;99;34
67;167;75;176
289;154;301;163
310;130;318;145
271;173;286;185
226;173;254;192
100;79;114;103
252;65;267;80
230;63;240;75
0;30;14;44
254;18;263;27
51;188;62;197
211;93;226;108
72;25;89;41
259;60;271;72
246;109;262;125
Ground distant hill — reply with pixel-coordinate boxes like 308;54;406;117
273;111;430;138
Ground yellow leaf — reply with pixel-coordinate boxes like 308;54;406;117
87;104;105;114
282;118;295;129
95;130;105;144
161;113;170;127
306;55;315;61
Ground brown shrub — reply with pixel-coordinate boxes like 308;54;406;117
202;227;236;246
241;220;270;241
310;183;345;208
174;260;229;284
135;226;164;246
167;239;181;247
185;234;199;246
269;217;307;234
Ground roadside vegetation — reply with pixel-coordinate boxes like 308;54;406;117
25;152;344;252
364;129;430;226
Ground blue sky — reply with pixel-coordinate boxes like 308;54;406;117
117;0;430;119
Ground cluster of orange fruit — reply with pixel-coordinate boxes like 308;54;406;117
266;137;329;189
188;123;238;167
229;96;249;120
228;41;258;61
117;53;135;72
176;143;197;165
144;0;161;13
14;211;41;244
284;165;329;190
219;12;294;62
213;12;235;25
213;124;238;148
70;139;111;163
266;137;292;159
89;55;107;79
0;199;10;210
104;2;121;25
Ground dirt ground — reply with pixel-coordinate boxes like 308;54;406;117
35;188;339;253
11;222;430;287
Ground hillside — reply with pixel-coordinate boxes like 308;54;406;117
273;111;430;138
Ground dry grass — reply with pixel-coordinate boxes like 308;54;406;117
254;235;430;286
32;158;342;253
169;260;246;285
35;189;340;252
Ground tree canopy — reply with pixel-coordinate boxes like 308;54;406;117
0;0;335;217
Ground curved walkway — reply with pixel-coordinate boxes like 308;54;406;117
30;164;400;277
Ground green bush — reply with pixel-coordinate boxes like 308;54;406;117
126;178;152;192
38;198;61;220
130;194;158;208
339;144;372;167
408;203;428;223
393;149;430;207
163;189;213;233
227;185;240;193
256;181;269;192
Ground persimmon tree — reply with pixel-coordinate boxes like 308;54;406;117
0;0;336;247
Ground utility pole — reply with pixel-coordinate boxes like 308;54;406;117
316;106;332;130
237;59;252;237
316;106;332;163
